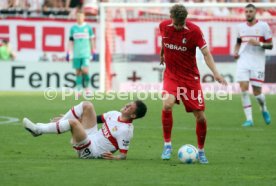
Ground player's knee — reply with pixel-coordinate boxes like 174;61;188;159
240;84;249;92
253;91;260;96
69;119;80;127
163;102;174;110
252;89;261;96
196;114;206;123
76;70;82;76
82;70;89;74
82;101;94;111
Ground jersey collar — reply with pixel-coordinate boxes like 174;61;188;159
77;22;87;27
167;23;189;30
117;116;132;124
246;19;258;27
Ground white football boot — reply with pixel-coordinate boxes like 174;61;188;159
23;118;42;137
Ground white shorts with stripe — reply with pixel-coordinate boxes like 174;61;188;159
72;124;101;159
236;67;265;87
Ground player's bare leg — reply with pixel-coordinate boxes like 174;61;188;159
53;101;97;143
71;101;98;144
239;81;253;127
161;94;175;160
69;119;88;143
79;101;97;129
252;85;271;125
193;110;208;164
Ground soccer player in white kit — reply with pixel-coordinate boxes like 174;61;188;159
234;4;273;127
22;101;147;160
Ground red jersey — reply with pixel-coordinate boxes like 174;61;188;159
159;19;207;81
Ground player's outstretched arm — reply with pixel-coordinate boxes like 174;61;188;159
201;47;227;86
102;152;127;160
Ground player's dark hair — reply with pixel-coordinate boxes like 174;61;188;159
170;4;188;21
245;4;256;9
134;100;147;119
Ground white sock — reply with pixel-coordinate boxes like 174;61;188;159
241;91;253;121
60;102;83;121
164;142;171;146
255;94;267;112
37;120;71;134
73;138;90;149
198;148;204;152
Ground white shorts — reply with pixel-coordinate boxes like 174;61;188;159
72;124;101;159
236;68;265;87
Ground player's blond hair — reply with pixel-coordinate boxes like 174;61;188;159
170;4;188;21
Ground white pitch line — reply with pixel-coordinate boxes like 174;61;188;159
0;116;20;125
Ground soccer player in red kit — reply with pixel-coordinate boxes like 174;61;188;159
160;4;227;164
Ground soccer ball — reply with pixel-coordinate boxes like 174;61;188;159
178;144;198;164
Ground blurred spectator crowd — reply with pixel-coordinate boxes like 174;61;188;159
0;0;100;17
0;0;275;18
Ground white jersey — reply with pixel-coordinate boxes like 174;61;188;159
236;20;272;71
90;111;134;157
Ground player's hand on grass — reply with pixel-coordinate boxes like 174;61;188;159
102;152;115;160
214;73;227;86
102;152;126;160
248;39;260;46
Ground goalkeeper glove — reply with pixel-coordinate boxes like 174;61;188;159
66;52;70;62
91;49;96;61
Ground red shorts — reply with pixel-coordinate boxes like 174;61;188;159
162;77;205;112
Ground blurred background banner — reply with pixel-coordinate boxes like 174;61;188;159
1;2;276;92
2;61;276;93
0;18;98;62
1;18;276;61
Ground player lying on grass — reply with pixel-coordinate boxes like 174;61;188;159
22;101;147;160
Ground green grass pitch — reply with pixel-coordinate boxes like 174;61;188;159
0;92;276;186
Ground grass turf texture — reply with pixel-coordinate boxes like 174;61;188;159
0;92;276;186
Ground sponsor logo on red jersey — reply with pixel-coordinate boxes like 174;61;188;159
163;42;187;52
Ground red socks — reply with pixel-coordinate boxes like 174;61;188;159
162;110;173;142
162;109;207;148
196;119;207;149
